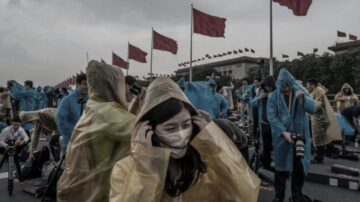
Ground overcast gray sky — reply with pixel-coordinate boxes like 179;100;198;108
1;0;359;86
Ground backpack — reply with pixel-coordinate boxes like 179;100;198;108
21;146;50;179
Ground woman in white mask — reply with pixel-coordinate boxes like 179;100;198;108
109;77;260;202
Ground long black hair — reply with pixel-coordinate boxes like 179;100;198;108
140;98;207;197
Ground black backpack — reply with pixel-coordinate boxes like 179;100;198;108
21;146;50;179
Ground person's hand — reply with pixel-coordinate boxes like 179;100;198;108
295;90;304;98
197;110;212;122
131;121;153;145
15;140;22;146
192;113;210;130
282;132;294;144
260;93;268;99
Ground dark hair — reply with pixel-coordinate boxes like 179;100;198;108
125;75;136;86
140;98;206;197
24;80;33;88
306;78;318;86
12;117;22;123
76;73;87;85
254;77;262;82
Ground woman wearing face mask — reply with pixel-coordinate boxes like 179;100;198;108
109;77;260;202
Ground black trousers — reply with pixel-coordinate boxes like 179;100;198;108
261;123;273;169
274;152;304;200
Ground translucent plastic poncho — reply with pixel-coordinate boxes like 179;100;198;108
57;60;135;202
109;77;260;202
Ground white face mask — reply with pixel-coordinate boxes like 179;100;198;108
156;127;193;159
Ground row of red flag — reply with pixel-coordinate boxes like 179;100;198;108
57;0;313;86
111;7;227;69
112;1;314;70
178;48;256;67
281;48;318;59
337;31;358;41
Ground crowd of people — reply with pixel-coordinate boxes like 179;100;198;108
0;61;359;202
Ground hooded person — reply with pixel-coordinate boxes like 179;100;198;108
182;80;218;119
250;76;276;170
57;60;135;202
208;79;229;118
306;79;342;163
335;83;359;112
19;108;60;161
109;77;260;202
267;68;317;202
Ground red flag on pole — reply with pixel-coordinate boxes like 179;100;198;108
313;48;318;53
251;49;255;53
245;48;249;52
282;54;289;58
153;30;178;54
297;51;305;57
112;52;129;69
233;50;238;54
337;31;347;37
273;0;312;16
193;8;226;37
129;44;147;63
349;34;358;41
238;49;243;53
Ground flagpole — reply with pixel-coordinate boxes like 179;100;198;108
269;0;274;76
150;27;154;81
86;52;89;64
189;4;194;82
127;42;129;76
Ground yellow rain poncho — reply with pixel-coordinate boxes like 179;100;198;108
109;77;260;202
57;60;135;202
310;85;342;147
19;108;58;153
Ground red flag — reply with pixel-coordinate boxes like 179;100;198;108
193;8;226;37
129;44;147;63
233;50;238;54
101;58;106;63
245;48;249;52
153;30;178;54
282;54;289;58
337;31;347;37
112;52;129;69
273;0;312;16
313;48;318;53
349;34;358;41
214;55;218;58
238;49;243;53
251;49;255;53
297;51;305;57
227;51;232;55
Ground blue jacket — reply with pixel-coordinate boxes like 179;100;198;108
10;81;36;131
267;68;316;173
214;93;229;118
35;87;49;110
56;89;87;152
